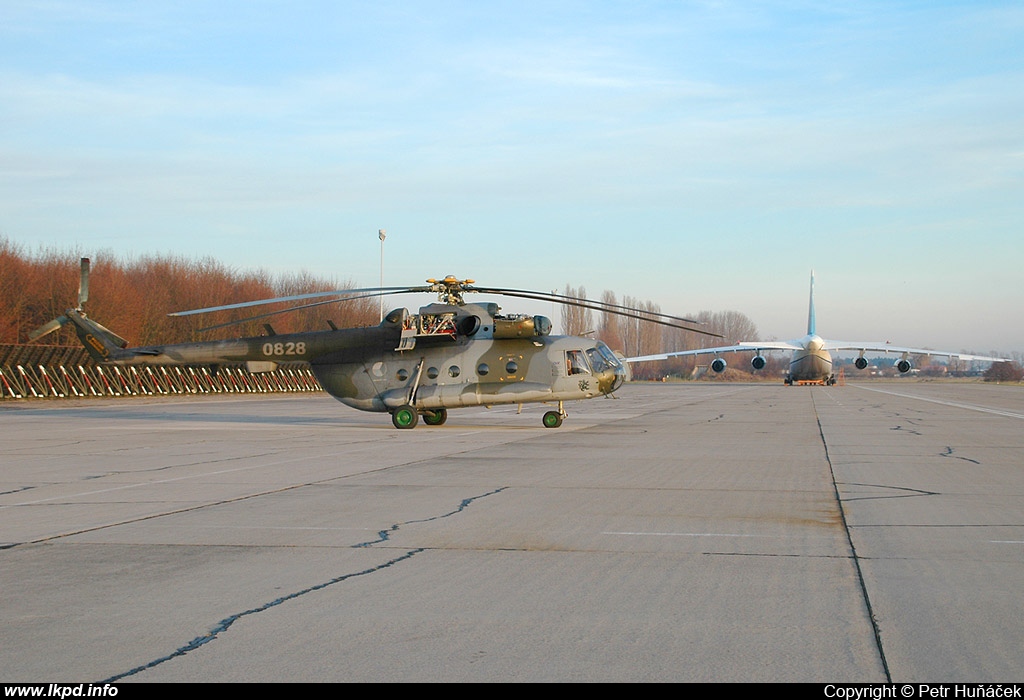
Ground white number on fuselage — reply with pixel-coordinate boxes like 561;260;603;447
262;342;306;357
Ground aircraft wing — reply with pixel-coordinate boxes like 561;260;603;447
626;341;800;364
820;340;1009;363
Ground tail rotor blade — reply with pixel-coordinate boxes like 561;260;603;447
29;316;68;342
78;258;90;307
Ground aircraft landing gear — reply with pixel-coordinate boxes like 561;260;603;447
542;401;566;428
422;408;447;426
391;405;418;429
542;411;563;428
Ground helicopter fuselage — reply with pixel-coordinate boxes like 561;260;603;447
67;301;626;425
38;264;714;429
314;332;623;413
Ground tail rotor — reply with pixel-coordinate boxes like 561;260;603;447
78;257;89;308
28;258;128;351
29;258;91;342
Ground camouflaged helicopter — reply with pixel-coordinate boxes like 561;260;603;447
31;260;717;429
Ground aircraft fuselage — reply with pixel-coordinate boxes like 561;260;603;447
788;334;834;383
65;305;626;414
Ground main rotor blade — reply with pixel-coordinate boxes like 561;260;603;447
193;289;415;333
470;287;721;337
472;286;704;326
562;298;722;338
169;285;430;317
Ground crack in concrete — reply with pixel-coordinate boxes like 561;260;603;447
811;392;892;683
100;486;506;682
939;446;981;465
103;548;424;683
839;482;938;502
0;485;36;496
355;487;507;547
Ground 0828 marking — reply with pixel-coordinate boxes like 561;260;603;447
262;341;306;356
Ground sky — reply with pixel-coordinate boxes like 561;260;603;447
2;1;1022;353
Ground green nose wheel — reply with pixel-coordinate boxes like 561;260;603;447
542;411;563;428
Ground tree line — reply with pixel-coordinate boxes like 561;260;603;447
0;238;377;347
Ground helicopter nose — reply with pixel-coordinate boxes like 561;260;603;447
597;366;626;395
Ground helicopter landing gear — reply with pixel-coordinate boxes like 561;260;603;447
542;411;563;428
422;408;447;426
391;405;419;429
542;401;566;428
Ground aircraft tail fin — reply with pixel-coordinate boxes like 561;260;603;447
807;270;816;336
31;308;131;363
66;311;131;362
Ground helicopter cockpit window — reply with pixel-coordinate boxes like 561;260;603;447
586;347;611;373
566;350;590;375
596;342;623;368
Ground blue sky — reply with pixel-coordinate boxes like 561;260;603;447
2;1;1022;352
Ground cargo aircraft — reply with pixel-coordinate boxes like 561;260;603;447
628;272;1009;384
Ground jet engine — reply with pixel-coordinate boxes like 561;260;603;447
710;358;727;373
854;357;868;370
751;355;766;371
895;359;912;373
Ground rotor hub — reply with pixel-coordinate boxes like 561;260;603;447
426;276;475;305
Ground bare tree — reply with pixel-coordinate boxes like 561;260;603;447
561;285;594;336
985;361;1023;383
598;290;624;352
617;295;642;358
637;300;663;357
693;310;759;346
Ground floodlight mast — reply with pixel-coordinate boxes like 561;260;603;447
378;228;386;322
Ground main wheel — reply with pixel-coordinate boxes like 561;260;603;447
422;408;447;426
391;405;419;429
542;410;563;428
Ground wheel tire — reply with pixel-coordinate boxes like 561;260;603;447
391;405;419;429
423;409;447;426
542;411;563;428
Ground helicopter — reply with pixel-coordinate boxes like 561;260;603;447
30;259;718;429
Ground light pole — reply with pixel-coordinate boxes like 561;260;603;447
378;229;386;321
552;290;558;334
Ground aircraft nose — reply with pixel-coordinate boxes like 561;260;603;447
598;366;625;395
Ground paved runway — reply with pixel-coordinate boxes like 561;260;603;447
2;381;1022;682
